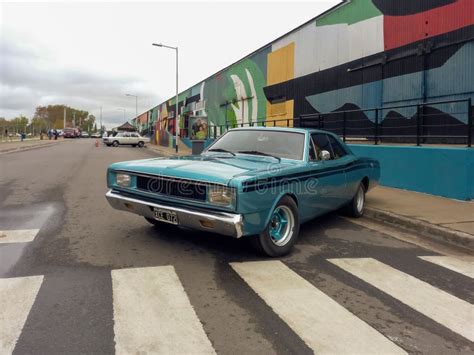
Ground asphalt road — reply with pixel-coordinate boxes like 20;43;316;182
0;139;473;354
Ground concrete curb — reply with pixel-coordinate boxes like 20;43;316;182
0;142;60;155
365;207;474;253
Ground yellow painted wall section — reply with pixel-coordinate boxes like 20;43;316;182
267;43;295;126
267;43;295;85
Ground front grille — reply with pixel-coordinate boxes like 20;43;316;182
136;175;207;201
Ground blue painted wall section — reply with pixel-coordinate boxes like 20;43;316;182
348;144;474;200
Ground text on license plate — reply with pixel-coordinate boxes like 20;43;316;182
153;208;178;225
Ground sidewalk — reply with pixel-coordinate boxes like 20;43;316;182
146;142;474;252
0;139;63;155
146;140;191;156
366;186;474;252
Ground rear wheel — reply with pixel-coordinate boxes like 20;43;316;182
344;182;365;217
251;196;299;257
112;141;119;147
138;141;144;148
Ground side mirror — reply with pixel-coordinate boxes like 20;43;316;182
320;150;331;161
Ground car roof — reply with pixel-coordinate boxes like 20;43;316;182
228;126;337;136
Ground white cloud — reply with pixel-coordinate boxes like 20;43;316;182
0;1;338;128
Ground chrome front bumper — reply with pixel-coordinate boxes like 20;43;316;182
105;190;244;238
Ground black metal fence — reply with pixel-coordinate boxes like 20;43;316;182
207;98;472;147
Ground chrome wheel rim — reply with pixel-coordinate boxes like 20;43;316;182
356;186;364;213
269;205;294;246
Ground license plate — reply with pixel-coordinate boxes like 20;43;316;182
153;208;178;225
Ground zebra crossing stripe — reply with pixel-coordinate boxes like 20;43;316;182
0;229;39;244
329;258;474;342
111;265;215;355
418;256;474;279
0;275;44;354
230;260;406;354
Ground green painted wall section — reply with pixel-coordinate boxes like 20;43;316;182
316;0;381;26
194;46;270;128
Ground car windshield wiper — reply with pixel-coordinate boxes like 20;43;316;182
206;148;236;156
237;150;281;162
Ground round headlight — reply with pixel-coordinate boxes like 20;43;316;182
116;173;131;187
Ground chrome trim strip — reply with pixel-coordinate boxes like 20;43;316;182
114;170;230;187
105;190;244;238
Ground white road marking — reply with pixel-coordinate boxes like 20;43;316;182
230;260;406;354
0;229;39;244
329;258;474;342
0;275;43;354
419;256;474;279
112;265;215;355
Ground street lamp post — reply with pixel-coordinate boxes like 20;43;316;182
117;108;126;121
125;94;138;130
152;43;179;153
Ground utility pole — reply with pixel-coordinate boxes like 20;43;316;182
63;107;66;129
73;111;76;127
100;106;103;133
125;94;138;129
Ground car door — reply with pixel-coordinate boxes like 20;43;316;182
311;133;348;210
130;133;140;145
122;132;131;144
327;134;358;201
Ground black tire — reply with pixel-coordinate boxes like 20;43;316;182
250;196;300;257
344;182;365;218
112;141;119;147
138;141;144;148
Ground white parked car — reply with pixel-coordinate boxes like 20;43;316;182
105;132;150;147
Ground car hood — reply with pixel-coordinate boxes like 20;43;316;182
110;155;301;186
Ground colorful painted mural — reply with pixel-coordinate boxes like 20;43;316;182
145;0;474;147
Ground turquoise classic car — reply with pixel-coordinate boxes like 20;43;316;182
106;127;380;256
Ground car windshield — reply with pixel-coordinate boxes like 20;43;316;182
207;130;305;160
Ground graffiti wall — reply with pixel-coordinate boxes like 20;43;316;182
150;0;474;146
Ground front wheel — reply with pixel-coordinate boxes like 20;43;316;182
137;141;144;148
344;182;365;217
251;196;300;257
112;141;119;147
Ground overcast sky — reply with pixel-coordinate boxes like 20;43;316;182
0;0;338;128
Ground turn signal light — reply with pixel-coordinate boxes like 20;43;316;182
200;220;214;229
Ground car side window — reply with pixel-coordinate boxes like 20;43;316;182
327;135;347;159
131;133;138;137
123;132;130;137
311;133;334;160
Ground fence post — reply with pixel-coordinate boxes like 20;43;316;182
374;109;379;145
342;111;346;142
213;126;217;139
416;105;421;146
287;119;290;127
468;98;472;148
273;120;276;127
